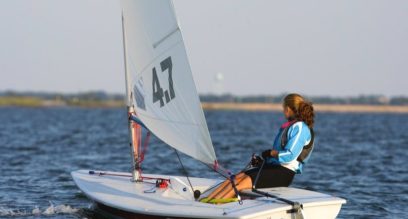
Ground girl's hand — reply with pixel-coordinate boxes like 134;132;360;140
270;150;279;158
262;149;279;158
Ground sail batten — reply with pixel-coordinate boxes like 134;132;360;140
133;39;183;79
153;27;180;48
121;0;217;165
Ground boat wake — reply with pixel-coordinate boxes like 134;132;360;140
0;202;79;217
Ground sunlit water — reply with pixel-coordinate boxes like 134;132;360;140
0;107;407;218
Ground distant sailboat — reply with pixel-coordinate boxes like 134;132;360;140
71;0;345;218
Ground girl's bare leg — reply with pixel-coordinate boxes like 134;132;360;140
213;175;252;199
212;177;246;199
206;180;231;200
206;172;252;200
212;173;246;199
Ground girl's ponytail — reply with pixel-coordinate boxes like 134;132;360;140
297;101;314;129
283;93;315;129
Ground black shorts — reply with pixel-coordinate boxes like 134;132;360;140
244;165;295;188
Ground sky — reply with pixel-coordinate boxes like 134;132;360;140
0;0;407;97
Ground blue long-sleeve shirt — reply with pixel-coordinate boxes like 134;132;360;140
266;121;312;173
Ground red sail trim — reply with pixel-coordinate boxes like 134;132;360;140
132;121;142;160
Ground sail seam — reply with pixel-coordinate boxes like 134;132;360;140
128;40;182;81
136;111;206;127
153;27;180;48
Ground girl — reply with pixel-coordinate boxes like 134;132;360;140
202;93;315;202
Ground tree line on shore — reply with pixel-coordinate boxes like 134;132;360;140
0;90;407;106
200;94;408;105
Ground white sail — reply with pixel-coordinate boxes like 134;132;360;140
121;0;217;165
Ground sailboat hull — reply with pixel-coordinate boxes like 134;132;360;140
72;170;345;219
94;202;193;219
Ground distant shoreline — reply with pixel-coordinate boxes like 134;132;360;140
202;102;408;114
1;97;408;113
0;97;123;108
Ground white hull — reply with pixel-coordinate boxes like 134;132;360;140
72;170;345;219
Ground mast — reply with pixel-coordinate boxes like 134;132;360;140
122;12;141;182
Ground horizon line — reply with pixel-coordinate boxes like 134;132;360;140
0;89;407;98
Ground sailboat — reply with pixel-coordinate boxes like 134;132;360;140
71;0;346;218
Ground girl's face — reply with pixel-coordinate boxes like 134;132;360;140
283;106;294;120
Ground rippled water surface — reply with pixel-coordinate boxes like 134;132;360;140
0;107;407;218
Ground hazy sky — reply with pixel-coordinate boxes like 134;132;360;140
1;0;407;96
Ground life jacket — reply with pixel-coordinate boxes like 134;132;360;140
280;120;314;164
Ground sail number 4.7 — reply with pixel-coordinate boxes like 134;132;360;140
152;57;175;107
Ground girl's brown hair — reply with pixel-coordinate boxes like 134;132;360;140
283;93;314;128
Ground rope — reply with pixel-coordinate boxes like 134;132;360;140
202;160;234;180
174;149;195;197
229;175;243;205
252;158;266;189
138;131;151;164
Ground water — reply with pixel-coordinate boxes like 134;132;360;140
0;107;407;218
